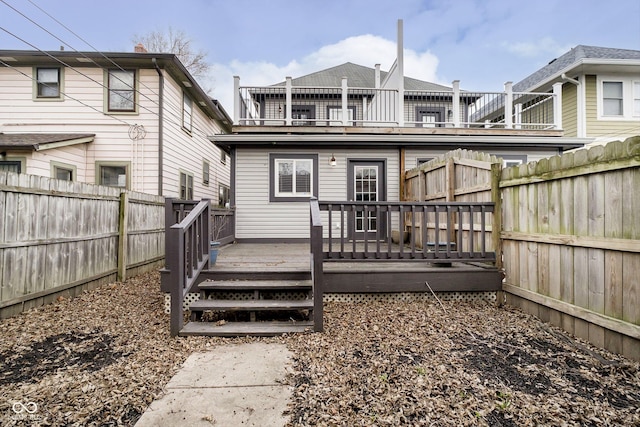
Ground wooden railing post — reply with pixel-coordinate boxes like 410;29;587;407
169;225;184;336
452;80;461;127
491;162;504;305
285;77;292;126
310;198;324;332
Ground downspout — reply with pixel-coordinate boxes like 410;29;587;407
560;73;584;138
152;58;164;196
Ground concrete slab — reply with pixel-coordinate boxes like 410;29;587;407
135;342;293;427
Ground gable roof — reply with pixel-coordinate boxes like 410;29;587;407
514;45;640;92
274;62;451;91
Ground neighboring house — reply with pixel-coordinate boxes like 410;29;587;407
512;45;640;145
0;47;232;204
212;21;589;242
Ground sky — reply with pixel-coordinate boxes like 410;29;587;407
1;0;639;112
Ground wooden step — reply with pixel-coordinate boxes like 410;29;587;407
179;320;314;337
189;299;314;312
198;279;312;291
199;269;311;282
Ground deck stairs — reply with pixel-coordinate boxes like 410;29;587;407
179;269;315;336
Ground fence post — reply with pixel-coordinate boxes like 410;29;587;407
117;191;128;282
491;162;504;306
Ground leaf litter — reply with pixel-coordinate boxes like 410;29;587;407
0;272;638;426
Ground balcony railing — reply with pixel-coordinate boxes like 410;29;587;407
234;77;563;131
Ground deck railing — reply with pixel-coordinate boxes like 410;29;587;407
317;200;496;262
235;76;562;130
166;200;211;336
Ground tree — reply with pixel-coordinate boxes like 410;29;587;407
132;27;210;80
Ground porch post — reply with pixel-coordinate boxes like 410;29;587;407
285;76;292;126
233;75;240;125
342;76;349;126
504;81;513;129
452;80;461;127
552;82;563;130
514;103;522;129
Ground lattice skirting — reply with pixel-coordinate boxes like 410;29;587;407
163;291;497;314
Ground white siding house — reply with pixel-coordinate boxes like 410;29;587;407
0;49;231;202
212;20;590;242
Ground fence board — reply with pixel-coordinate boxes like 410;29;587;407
499;136;640;359
0;171;166;317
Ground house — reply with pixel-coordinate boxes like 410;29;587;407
512;45;640;145
211;21;589;242
0;47;232;204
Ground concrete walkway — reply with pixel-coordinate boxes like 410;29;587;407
135;342;293;426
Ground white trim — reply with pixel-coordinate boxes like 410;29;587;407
596;75;639;120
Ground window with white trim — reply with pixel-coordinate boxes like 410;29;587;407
634;81;640;116
269;154;318;202
598;77;640;119
202;160;210;186
602;81;623;116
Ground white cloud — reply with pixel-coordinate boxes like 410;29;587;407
501;37;571;58
206;34;441;116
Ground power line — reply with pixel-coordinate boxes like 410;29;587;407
0;58;133;127
0;1;222;141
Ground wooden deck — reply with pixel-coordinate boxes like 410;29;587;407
202;243;501;294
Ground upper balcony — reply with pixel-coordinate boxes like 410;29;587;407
232;76;564;136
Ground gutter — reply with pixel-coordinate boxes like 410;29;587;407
152;58;164;196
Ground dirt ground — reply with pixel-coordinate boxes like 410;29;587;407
0;271;638;426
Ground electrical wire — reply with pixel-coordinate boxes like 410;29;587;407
0;1;224;141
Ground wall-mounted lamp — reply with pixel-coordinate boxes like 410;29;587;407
278;104;282;114
329;154;337;167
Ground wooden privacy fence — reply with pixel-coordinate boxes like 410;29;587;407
0;171;165;318
500;137;640;360
404;149;503;267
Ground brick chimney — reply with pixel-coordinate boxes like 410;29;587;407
134;43;148;53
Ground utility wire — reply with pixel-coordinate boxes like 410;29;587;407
0;1;222;141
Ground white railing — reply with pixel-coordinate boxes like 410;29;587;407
234;77;562;131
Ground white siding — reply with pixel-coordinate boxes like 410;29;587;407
0;64;229;200
159;74;229;201
235;148;399;239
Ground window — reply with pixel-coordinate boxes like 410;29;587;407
97;163;129;188
602;81;623;116
269;154;318;202
417;158;434;167
202;160;210;185
328;106;355;126
183;92;193;132
107;69;136;112
220;151;227;165
416;107;445;127
36;67;61;98
179;171;194;200
219;184;230;207
0;161;22;173
51;162;75;181
634;82;640;116
498;155;527;168
291;106;315;126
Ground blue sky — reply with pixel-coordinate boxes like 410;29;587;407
1;0;639;111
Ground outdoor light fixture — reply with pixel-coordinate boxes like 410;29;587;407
329;154;337;167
